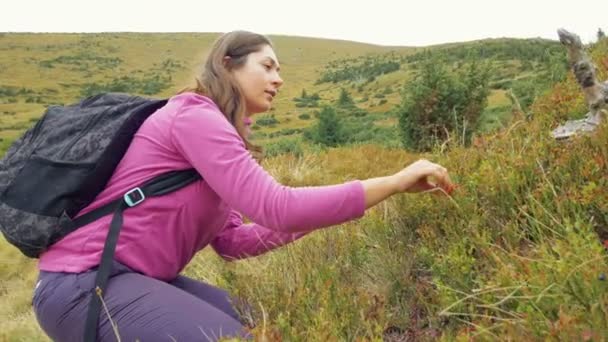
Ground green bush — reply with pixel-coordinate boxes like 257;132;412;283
80;72;171;98
317;55;400;84
337;88;354;107
304;106;345;147
268;128;302;138
264;138;303;157
397;58;490;151
256;114;279;127
293;89;320;108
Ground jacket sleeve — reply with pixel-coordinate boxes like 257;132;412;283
170;98;366;233
210;210;311;261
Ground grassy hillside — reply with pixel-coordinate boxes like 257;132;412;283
1;33;606;341
0;33;565;151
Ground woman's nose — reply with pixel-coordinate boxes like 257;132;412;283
272;74;284;89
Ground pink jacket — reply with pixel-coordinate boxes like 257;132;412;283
39;93;366;281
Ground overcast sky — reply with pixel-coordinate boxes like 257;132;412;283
2;0;607;46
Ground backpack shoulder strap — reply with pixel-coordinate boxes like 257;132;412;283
81;168;201;342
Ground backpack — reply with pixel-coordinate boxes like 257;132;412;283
0;92;202;341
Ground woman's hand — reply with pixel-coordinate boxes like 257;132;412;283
361;159;455;209
391;159;454;194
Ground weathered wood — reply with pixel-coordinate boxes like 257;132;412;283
551;28;607;139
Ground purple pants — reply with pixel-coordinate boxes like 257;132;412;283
32;261;251;341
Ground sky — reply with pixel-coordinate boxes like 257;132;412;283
2;0;607;47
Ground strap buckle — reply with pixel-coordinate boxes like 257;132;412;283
123;187;145;207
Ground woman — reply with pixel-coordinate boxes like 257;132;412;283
32;31;453;341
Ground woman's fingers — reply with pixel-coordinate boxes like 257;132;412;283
397;159;456;195
427;165;454;192
426;165;446;184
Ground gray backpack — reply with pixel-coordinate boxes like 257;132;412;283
0;92;201;341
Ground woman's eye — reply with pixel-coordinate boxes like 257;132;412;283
263;64;272;70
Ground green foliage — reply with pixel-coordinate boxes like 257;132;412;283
293;89;320;108
546;52;568;83
39;53;122;70
405;38;565;65
264;138;303;158
80;74;171;97
342;118;399;146
255;114;279;127
317;53;401;84
337;88;354;107
0;86;57;104
158;58;185;72
477;105;511;132
409;40;569;107
298;113;311;120
335;88;368;118
304;107;398;147
509;52;567;111
397;58;490;151
304;105;345;147
25;96;44;103
0;86;35;97
511;78;541;110
268;128;302;138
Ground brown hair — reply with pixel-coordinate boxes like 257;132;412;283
180;30;273;160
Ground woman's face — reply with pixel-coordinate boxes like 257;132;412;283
230;44;284;116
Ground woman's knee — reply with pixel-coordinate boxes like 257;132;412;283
170;275;242;321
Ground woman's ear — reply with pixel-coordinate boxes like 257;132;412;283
222;56;231;68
